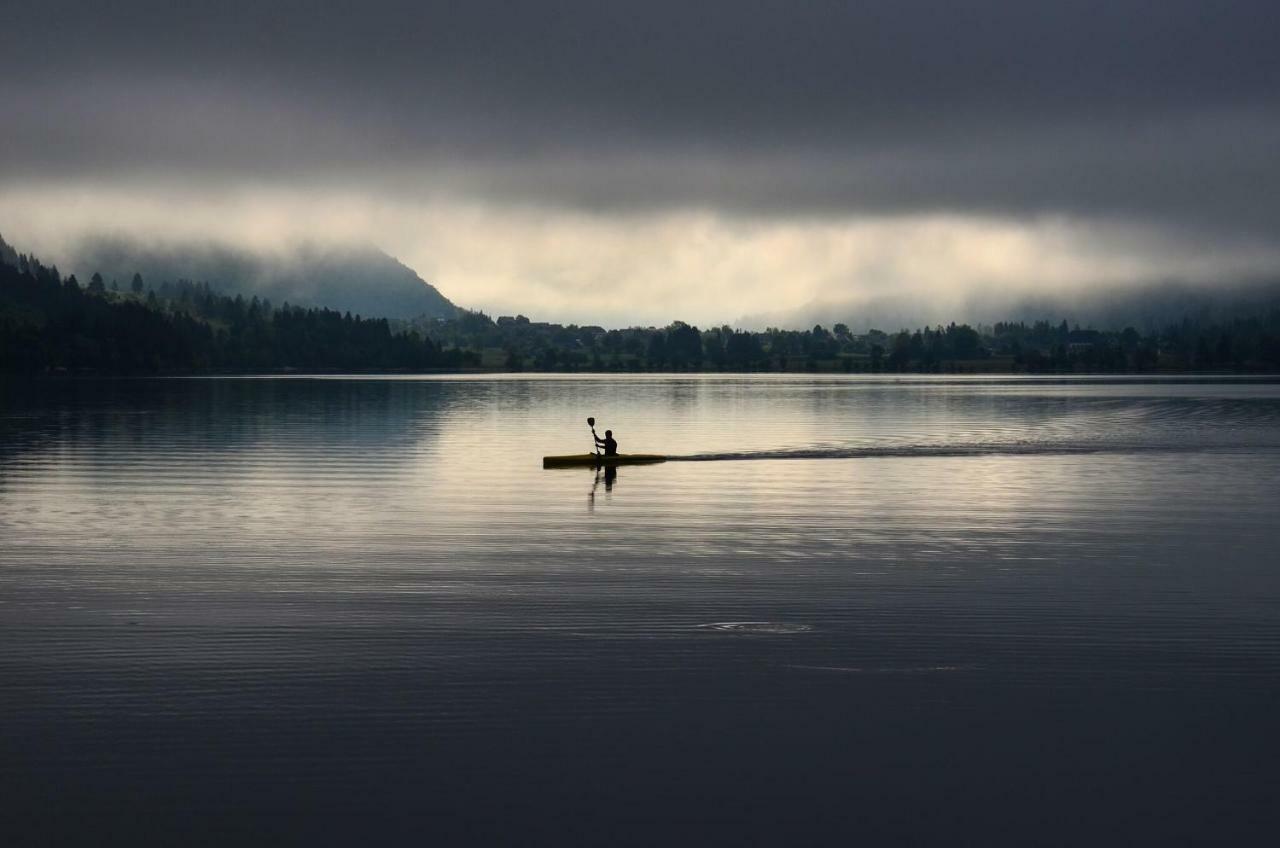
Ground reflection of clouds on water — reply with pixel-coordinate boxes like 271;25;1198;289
6;374;1280;565
0;377;449;543
5;374;1280;847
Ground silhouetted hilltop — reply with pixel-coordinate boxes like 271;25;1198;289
0;233;474;373
0;232;18;268
71;237;458;321
4;231;1278;374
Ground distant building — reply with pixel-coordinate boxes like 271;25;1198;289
1066;329;1101;354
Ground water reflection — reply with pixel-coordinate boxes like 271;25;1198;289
3;375;1280;844
588;464;618;508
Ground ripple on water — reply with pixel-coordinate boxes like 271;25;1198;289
696;621;814;634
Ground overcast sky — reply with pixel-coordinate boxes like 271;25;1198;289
2;1;1278;325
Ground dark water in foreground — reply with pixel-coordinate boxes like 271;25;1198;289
3;375;1280;845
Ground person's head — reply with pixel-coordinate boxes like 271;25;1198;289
605;430;612;438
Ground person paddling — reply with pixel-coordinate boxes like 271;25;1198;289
542;420;660;468
594;429;618;456
588;417;618;456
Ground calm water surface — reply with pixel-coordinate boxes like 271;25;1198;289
3;375;1280;844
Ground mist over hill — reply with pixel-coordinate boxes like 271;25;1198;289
69;237;458;321
6;227;1279;375
0;232;18;268
740;279;1280;333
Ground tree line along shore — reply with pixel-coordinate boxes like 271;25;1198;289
3;250;1279;375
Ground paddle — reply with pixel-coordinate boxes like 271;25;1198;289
587;416;599;456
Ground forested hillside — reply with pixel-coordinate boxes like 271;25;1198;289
0;239;474;373
3;232;1279;374
72;237;459;321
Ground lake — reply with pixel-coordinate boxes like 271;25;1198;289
3;375;1279;844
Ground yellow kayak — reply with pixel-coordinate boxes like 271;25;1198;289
542;453;667;468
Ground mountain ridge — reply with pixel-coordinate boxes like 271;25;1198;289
68;236;459;321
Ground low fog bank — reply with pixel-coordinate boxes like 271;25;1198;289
65;235;457;321
7;215;1280;333
3;2;1278;330
739;278;1280;334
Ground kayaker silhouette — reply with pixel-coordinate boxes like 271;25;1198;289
594;429;618;456
587;416;618;456
542;418;661;468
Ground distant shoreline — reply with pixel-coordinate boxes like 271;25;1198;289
8;368;1280;380
7;247;1280;376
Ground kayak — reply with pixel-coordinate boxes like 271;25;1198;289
542;453;667;468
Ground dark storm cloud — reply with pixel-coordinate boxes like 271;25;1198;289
3;0;1279;230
